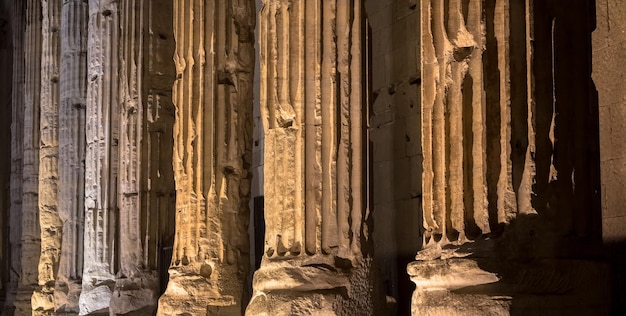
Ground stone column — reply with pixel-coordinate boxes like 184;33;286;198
109;0;176;314
80;1;119;314
247;1;374;315
7;0;25;313
15;1;43;314
55;0;88;313
32;0;62;314
412;0;604;314
157;0;255;314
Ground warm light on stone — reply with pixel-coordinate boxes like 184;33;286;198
0;0;622;315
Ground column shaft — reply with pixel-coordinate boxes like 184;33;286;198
157;0;255;315
15;1;42;314
7;0;25;313
248;1;374;314
32;0;62;314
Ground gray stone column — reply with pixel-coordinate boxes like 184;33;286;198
56;0;88;313
156;0;255;315
80;1;119;314
15;0;42;314
247;1;376;315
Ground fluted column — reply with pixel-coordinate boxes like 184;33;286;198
247;1;374;315
7;0;25;313
31;0;62;314
109;0;176;314
54;1;88;313
15;1;43;314
80;1;118;314
157;0;255;314
412;0;602;314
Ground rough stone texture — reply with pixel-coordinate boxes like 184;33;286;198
247;1;380;315
32;0;63;314
82;1;176;315
594;0;626;313
0;0;623;315
8;1;24;314
413;0;607;314
80;2;121;313
157;0;255;315
16;1;43;314
55;0;88;313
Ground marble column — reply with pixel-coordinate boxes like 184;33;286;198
247;1;375;315
157;0;255;314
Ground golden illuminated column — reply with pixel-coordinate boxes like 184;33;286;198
411;0;524;314
412;0;530;313
156;1;255;315
247;1;374;315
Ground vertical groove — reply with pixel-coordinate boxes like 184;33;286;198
350;0;364;256
422;0;437;244
303;0;320;255
321;0;338;254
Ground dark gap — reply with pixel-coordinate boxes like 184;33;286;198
552;5;576;236
462;74;480;239
529;0;554;220
444;0;451;38
462;0;470;23
483;0;503;235
253;196;265;272
0;5;12;312
444;87;457;242
584;0;602;242
509;0;529;197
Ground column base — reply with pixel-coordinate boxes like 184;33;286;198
408;257;610;315
109;275;158;316
156;264;241;316
246;255;379;316
78;269;114;316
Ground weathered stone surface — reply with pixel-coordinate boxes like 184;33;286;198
32;0;63;314
16;1;43;314
414;0;606;314
0;0;621;314
247;1;379;315
55;0;88;313
157;0;255;315
4;1;23;314
82;1;175;314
